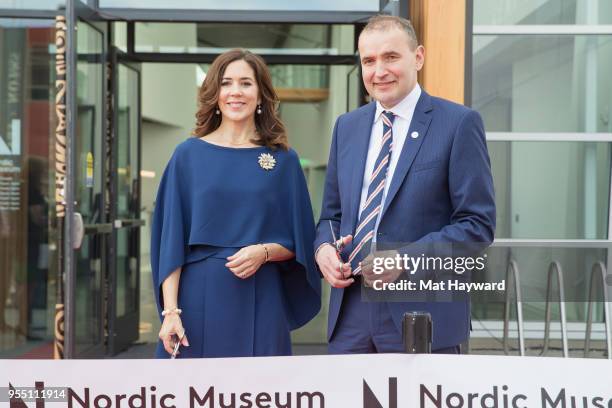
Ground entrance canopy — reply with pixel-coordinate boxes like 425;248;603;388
0;0;405;22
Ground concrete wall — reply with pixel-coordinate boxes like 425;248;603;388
139;60;197;257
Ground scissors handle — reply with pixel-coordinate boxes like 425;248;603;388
170;332;185;359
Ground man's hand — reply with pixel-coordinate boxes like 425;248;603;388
361;249;404;287
315;235;354;288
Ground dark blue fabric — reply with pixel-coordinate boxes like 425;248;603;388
328;283;461;354
328;280;404;354
151;138;321;357
315;90;496;350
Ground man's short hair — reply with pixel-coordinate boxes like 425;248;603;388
360;15;419;50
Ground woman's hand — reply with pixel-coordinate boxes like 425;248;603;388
226;245;267;279
158;313;189;355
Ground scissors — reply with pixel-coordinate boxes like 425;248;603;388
329;220;345;252
171;331;185;359
330;220;351;278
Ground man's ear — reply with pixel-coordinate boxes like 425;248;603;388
415;45;425;71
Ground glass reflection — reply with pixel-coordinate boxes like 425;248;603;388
100;0;378;12
0;19;55;357
488;141;610;239
74;20;104;354
116;64;139;318
135;23;355;55
0;0;64;10
473;35;612;133
474;0;612;25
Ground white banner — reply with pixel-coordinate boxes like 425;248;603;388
1;354;611;407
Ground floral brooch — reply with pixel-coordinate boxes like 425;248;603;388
258;153;276;170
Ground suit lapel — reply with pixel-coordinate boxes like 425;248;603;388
381;91;434;218
348;102;377;233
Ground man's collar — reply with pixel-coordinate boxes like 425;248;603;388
375;83;422;122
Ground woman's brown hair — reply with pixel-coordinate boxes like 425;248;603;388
193;49;288;150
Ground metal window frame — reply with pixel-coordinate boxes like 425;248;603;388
120;20;361;65
464;0;474;107
474;25;612;35
65;0;110;358
121;52;358;65
472;321;608;341
492;239;612;248
108;54;143;356
64;0;78;360
486;132;612;142
0;9;59;18
95;8;377;24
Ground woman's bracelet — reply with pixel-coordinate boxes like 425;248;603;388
259;243;269;263
161;307;182;317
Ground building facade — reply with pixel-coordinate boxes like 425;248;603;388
0;0;610;358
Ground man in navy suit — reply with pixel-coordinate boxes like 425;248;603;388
314;15;496;354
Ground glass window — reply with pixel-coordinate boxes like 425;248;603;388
135;23;356;55
115;64;140;318
199;63;331;90
474;0;612;25
473;35;612;132
488;141;610;239
0;0;64;9
112;21;127;53
0;18;56;357
74;21;105;354
100;0;378;12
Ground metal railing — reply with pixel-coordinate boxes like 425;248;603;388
584;261;611;359
502;260;525;356
501;257;611;359
541;261;568;357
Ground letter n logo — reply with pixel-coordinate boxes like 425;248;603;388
363;377;397;408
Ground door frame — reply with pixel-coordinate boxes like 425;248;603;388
65;0;110;358
107;46;143;355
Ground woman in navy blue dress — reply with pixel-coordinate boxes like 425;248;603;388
151;49;321;358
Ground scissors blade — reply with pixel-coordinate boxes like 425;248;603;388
329;220;345;252
328;220;337;243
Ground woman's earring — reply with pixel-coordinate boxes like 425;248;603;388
257;104;262;115
215;108;220;115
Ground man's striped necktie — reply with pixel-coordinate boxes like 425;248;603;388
350;110;395;275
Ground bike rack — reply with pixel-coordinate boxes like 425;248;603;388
584;261;611;359
541;261;568;357
503;260;525;356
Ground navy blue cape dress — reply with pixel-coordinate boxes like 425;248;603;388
151;138;321;358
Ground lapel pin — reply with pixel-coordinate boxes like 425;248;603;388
411;131;419;139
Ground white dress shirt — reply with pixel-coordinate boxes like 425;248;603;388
358;83;422;242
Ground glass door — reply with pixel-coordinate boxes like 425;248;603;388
0;16;57;358
68;0;109;357
108;48;142;354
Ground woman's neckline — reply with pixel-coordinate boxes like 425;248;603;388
193;137;266;151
